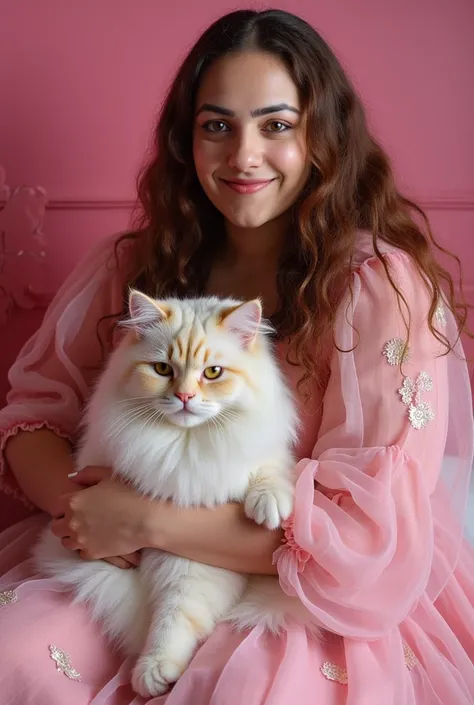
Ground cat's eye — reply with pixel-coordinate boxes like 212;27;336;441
203;366;223;380
154;362;173;377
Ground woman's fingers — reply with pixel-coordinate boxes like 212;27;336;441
69;548;138;569
71;466;114;486
121;551;141;567
61;536;80;551
51;517;73;539
102;555;134;569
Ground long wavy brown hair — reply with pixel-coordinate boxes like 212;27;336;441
114;8;470;389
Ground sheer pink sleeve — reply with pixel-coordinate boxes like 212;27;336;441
0;234;134;504
275;250;473;638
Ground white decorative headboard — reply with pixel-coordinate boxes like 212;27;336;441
0;164;52;324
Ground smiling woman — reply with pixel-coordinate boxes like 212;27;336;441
193;52;309;233
0;7;473;705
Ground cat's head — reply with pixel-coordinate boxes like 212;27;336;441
118;291;273;429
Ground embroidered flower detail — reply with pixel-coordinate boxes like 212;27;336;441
49;644;81;681
434;302;446;327
382;338;410;365
0;590;18;607
280;516;311;571
320;644;416;686
408;401;434;430
398;376;416;405
320;661;348;685
398;371;434;430
403;642;418;669
416;370;433;393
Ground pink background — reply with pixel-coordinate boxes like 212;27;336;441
0;0;473;523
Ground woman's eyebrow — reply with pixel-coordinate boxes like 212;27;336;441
195;102;300;117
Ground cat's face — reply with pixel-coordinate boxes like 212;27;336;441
120;292;267;429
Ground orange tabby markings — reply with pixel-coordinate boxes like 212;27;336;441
192;338;205;359
225;367;258;392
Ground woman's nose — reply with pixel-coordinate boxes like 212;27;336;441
227;130;263;171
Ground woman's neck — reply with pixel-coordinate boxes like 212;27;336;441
223;214;289;270
206;218;290;316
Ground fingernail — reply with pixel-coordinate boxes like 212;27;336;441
68;471;78;478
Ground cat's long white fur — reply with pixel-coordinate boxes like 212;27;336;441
34;295;322;697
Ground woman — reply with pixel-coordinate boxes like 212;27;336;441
0;9;473;705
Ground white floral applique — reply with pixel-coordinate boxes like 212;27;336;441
434;302;447;328
320;643;418;686
403;642;418;670
382;338;410;366
382;339;434;431
320;661;348;685
0;590;18;607
48;644;82;681
398;370;434;430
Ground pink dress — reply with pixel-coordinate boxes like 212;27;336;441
0;234;473;705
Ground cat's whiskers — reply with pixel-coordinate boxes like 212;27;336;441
113;396;155;407
210;407;245;447
207;413;235;447
135;407;166;441
109;400;157;427
206;417;226;446
218;408;242;426
109;402;152;428
109;404;157;440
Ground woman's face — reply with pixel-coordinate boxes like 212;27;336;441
193;51;310;230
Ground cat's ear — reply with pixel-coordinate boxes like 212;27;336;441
220;299;262;348
127;290;169;336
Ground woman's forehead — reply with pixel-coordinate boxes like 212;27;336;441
195;52;300;114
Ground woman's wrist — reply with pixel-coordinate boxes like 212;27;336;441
141;496;170;550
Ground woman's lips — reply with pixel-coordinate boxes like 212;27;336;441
220;179;275;194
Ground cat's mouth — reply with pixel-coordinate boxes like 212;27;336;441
160;398;220;428
168;407;204;428
174;407;195;417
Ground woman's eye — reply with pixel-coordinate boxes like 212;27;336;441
154;362;173;377
203;366;224;380
202;120;230;133
265;121;291;133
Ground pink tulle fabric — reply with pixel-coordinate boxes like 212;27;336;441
0;233;473;704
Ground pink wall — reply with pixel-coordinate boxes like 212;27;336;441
1;0;473;391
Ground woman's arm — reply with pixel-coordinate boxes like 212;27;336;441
272;252;471;639
146;499;282;575
0;234;133;506
5;428;78;516
52;466;282;574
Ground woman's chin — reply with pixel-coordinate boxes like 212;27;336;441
223;210;275;230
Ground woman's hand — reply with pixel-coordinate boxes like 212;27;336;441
51;466;151;569
51;467;281;575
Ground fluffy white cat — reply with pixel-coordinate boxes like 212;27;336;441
34;292;319;698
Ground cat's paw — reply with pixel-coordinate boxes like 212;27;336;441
244;482;293;530
131;653;184;697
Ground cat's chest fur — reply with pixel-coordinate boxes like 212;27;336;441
77;406;281;507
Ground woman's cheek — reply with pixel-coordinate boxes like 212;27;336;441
269;140;307;177
193;139;221;175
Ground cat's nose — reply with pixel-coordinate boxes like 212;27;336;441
175;392;196;404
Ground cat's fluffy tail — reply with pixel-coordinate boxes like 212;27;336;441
227;576;324;639
33;527;148;655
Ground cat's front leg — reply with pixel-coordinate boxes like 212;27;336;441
131;551;246;697
244;465;294;530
